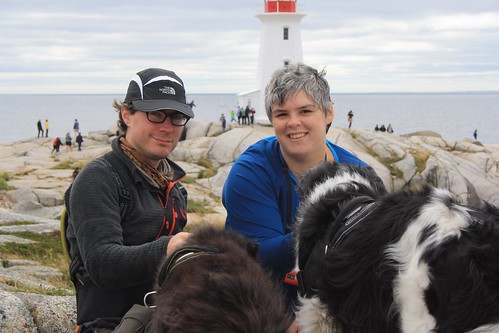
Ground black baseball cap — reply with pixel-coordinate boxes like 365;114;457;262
124;68;194;118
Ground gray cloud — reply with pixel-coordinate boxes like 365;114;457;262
0;0;498;93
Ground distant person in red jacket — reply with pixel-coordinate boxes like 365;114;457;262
51;137;63;154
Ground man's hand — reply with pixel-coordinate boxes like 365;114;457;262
166;232;191;255
287;320;300;333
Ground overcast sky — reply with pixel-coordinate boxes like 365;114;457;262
1;0;499;94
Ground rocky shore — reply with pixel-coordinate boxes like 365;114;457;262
1;120;498;331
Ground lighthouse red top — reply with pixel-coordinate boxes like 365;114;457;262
264;0;296;13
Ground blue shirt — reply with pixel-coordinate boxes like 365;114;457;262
223;136;367;303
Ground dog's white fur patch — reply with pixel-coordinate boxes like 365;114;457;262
468;324;499;333
296;296;335;333
387;188;472;332
305;170;374;208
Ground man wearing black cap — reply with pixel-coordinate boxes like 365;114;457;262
66;68;193;332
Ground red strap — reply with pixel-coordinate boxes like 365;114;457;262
284;271;299;287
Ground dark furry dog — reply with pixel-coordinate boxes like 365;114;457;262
149;225;292;333
294;162;499;333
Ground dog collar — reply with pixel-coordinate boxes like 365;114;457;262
157;245;219;288
325;195;379;254
144;245;219;309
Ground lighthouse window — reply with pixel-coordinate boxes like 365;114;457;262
283;27;289;40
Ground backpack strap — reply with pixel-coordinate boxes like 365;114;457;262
96;154;131;216
60;207;71;264
111;304;153;333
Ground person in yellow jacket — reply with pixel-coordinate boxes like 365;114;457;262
44;119;49;137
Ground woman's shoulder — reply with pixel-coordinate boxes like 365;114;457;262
239;136;280;162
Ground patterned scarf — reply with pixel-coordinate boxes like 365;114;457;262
119;137;174;190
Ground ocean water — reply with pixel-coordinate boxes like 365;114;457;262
1;93;498;144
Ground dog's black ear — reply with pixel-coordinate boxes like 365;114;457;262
364;166;387;195
483;201;499;216
244;240;260;258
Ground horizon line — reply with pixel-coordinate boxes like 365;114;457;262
1;90;499;96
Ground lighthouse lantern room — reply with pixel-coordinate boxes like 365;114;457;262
264;0;296;13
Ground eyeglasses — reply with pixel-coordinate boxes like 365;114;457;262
145;111;189;126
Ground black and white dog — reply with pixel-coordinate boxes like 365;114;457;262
294;162;499;333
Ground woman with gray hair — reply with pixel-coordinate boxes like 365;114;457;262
223;62;370;314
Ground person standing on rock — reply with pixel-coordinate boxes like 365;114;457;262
73;119;80;137
37;119;43;138
387;123;394;134
65;132;73;152
220;113;226;132
75;132;84;151
229;109;237;123
347;110;354;129
66;68;193;332
222;63;375;326
44;119;49;137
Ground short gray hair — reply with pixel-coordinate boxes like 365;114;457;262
264;62;332;122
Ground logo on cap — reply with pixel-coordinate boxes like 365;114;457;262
159;86;176;95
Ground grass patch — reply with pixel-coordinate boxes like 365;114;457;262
410;149;431;173
198;168;217;178
197;158;218;179
365;146;404;178
0;221;39;227
13;169;36;177
187;198;216;214
51;159;87;170
0;276;72;296
0;230;73;293
379;157;404;178
181;175;194;184
0;172;11;190
0;231;65;266
2;258;9;267
197;158;213;169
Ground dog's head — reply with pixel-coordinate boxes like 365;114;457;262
294;162;386;273
150;226;292;333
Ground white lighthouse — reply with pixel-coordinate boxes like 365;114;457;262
238;0;306;123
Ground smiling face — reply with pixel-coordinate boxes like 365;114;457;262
271;90;334;169
121;107;183;168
